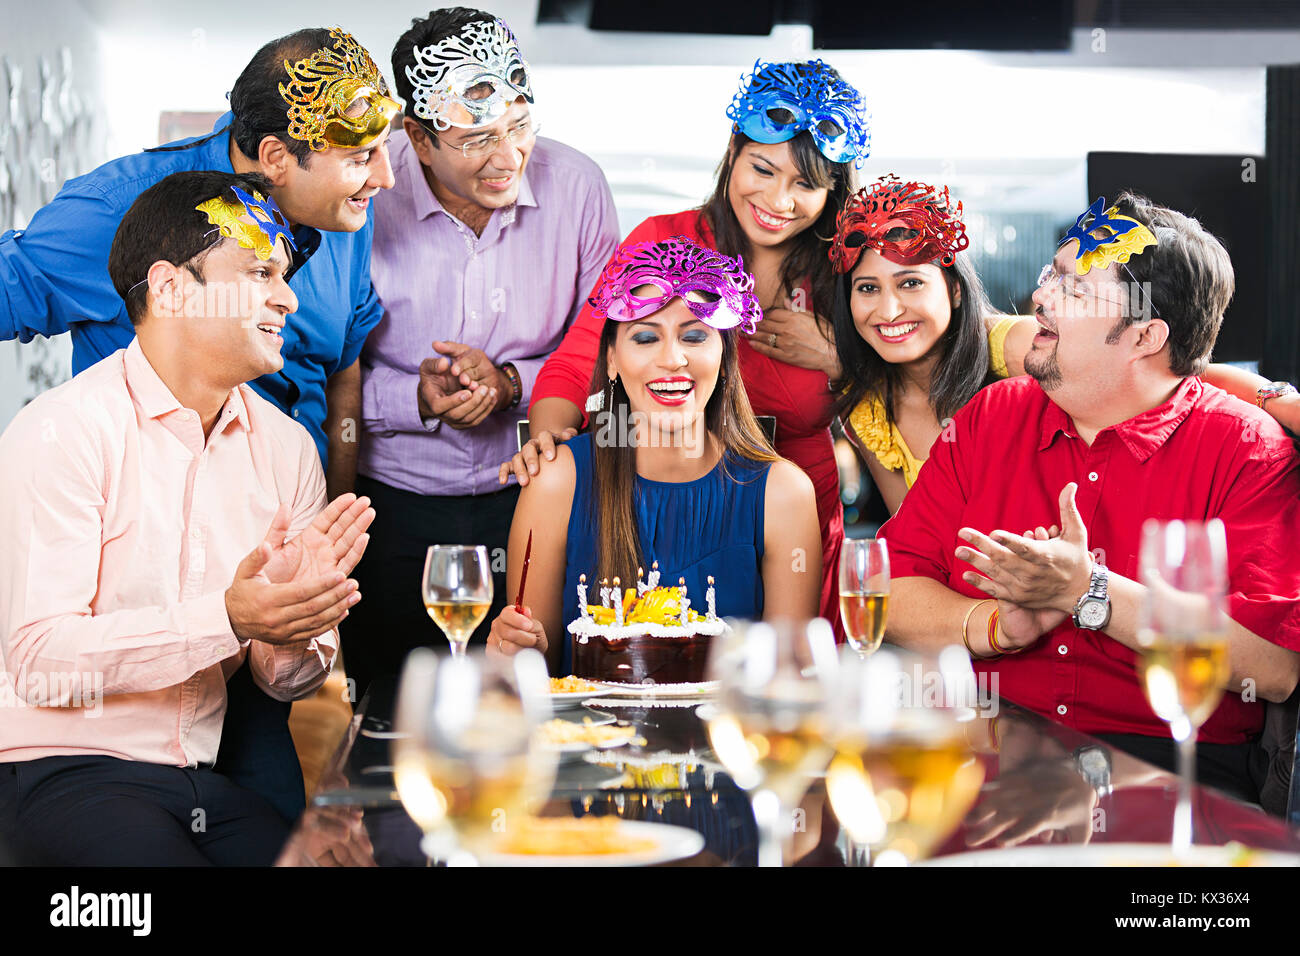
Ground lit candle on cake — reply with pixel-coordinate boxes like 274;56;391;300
706;575;716;620
678;577;690;625
613;577;624;626
578;574;589;619
600;577;610;608
648;561;660;589
636;566;647;597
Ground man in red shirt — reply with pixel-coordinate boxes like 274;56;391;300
883;192;1300;801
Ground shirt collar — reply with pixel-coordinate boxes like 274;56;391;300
408;143;538;221
124;339;251;433
1038;376;1200;462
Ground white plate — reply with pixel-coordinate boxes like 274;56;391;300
542;736;635;760
473;821;706;867
594;680;719;699
922;843;1300;867
548;687;614;708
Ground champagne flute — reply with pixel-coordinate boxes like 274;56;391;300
826;646;985;866
704;618;839;867
839;538;890;656
423;545;493;657
392;647;555;865
1137;519;1229;855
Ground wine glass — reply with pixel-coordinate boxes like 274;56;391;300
839;538;890;656
825;646;985;866
704;618;839;867
1137;519;1229;855
423;545;493;657
392;647;555;866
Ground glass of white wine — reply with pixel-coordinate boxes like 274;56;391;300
392;647;555;865
839;538;889;656
704;618;839;867
423;545;493;657
826;646;985;866
1137;518;1229;855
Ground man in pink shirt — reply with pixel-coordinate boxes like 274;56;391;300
0;170;375;865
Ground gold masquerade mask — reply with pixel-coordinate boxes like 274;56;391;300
195;186;297;261
280;27;401;151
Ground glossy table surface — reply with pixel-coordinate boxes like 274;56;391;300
278;676;1300;867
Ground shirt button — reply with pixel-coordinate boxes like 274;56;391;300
292;408;300;419
1088;471;1099;482
1057;704;1068;716
1057;644;1068;655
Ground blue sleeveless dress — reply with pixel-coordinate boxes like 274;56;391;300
560;434;770;673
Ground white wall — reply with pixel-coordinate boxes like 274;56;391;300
0;0;107;429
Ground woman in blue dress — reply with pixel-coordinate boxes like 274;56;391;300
488;237;822;673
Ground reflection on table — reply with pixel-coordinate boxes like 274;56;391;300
280;677;1300;866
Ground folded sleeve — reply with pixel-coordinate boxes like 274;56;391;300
1218;443;1300;651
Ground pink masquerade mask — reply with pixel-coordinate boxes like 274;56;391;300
588;237;763;334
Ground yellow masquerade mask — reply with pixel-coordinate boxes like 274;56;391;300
195;186;297;261
279;28;401;151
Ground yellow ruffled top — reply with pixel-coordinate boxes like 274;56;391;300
846;316;1018;488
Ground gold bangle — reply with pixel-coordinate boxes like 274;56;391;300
987;608;1022;656
961;599;996;659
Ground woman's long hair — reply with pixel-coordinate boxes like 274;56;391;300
831;239;1001;426
586;321;777;586
699;129;856;326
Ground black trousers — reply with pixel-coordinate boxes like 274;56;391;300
211;663;303;825
340;476;521;703
0;755;288;866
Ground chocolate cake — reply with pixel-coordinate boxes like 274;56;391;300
566;564;727;684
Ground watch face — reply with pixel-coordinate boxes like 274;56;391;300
1078;599;1108;628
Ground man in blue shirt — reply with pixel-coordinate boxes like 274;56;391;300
0;27;398;824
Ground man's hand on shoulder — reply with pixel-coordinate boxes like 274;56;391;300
224;495;375;645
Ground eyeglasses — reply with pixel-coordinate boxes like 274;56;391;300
425;120;540;160
1036;261;1159;319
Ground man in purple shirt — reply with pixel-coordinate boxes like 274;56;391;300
345;9;618;694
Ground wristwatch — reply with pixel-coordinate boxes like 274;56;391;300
1256;381;1297;409
1073;745;1113;798
1072;562;1111;630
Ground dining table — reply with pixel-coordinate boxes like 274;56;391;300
277;674;1300;867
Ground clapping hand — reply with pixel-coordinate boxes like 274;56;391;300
225;494;375;645
953;484;1094;647
418;341;504;429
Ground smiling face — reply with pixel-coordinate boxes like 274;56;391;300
606;294;724;436
1026;241;1137;393
274;124;395;232
164;229;299;387
726;140;830;250
410;99;534;212
849;248;955;367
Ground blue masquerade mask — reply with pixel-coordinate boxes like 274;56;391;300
726;59;870;167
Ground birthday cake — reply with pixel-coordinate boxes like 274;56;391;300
567;563;727;684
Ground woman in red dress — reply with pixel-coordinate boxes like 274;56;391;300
500;60;869;637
